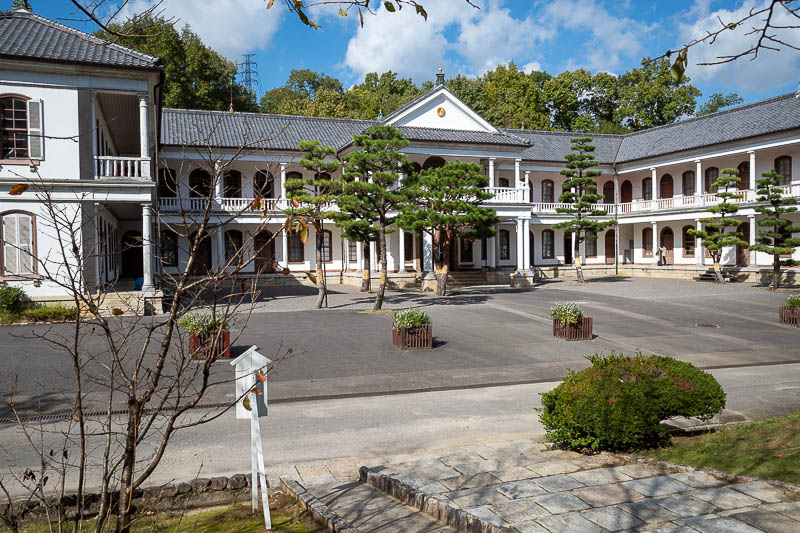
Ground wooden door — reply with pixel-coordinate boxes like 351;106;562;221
254;231;276;273
660;175;674;199
621;181;632;203
189;232;212;275
605;230;615;264
120;231;143;279
661;228;674;265
564;234;573;265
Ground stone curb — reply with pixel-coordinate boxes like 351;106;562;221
280;477;360;533
359;466;515;533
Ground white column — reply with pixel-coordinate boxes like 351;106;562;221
695;219;704;266
651;221;658;265
748;150;756;190
214;160;223;199
215;226;224;270
749;214;757;265
423;232;433;271
342;238;349;272
488;235;496;268
280;163;287;199
523;218;531;269
524;171;531;202
397;227;406;272
141;204;154;290
651;167;659;202
90;90;97;158
356;241;364;271
281;227;288;266
489;157;496;186
516;218;525;270
514;158;521;188
138;95;151;178
695;160;702;196
369;240;377;271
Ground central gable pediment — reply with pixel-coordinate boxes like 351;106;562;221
384;86;498;134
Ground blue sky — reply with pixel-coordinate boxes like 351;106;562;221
32;0;800;104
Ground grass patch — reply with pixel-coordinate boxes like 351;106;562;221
0;304;77;324
21;492;322;532
643;413;800;484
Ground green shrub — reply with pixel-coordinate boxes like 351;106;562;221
550;302;583;326
20;305;77;322
392;308;431;330
539;351;726;452
0;285;27;313
786;294;800;308
178;313;229;335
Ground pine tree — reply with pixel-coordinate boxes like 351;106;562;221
688;168;748;283
552;137;615;283
285;141;340;308
336;125;412;311
399;161;499;296
749;170;800;290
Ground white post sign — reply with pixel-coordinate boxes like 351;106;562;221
230;346;271;530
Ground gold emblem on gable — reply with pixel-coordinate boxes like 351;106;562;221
437;107;446;117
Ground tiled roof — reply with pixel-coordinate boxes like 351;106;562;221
161;109;532;150
615;93;800;163
161;109;377;150
502;130;624;164
0;9;161;69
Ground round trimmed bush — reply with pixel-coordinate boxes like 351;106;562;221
539;351;726;451
0;285;27;313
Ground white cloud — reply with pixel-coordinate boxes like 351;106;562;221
676;1;800;92
342;0;550;82
542;0;656;73
117;0;283;60
522;61;542;73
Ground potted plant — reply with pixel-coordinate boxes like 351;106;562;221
779;295;800;327
551;303;593;341
392;309;433;350
178;313;231;359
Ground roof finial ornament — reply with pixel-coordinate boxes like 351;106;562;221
12;0;32;12
435;67;445;87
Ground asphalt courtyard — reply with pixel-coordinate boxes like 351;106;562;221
1;277;798;419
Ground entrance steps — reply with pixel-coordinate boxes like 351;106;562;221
446;271;488;287
693;268;740;283
306;480;454;532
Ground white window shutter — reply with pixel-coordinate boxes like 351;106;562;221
18;215;33;274
3;215;18;275
27;99;44;161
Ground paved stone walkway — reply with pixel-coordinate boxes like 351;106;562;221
343;439;800;532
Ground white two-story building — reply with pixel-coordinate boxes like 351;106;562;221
1;3;799;305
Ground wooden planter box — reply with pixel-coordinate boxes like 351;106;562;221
552;317;593;341
392;324;433;350
189;330;231;359
779;306;800;328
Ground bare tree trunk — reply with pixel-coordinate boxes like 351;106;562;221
713;257;725;283
374;221;387;311
361;242;370;292
116;404;139;533
313;221;325;309
574;234;585;283
434;229;450;296
772;255;781;291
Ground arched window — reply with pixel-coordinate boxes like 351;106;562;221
660;174;674;199
460;237;474;263
160;229;178;267
223;170;242;198
737;161;749;190
498;177;510;188
189;169;212;198
542;179;554;203
288;231;304;262
642;177;652;201
602;181;614;204
224;230;243;261
682;171;695;196
411;162;422;175
321;230;332;262
253;170;275;198
642;227;653;257
620;180;633;203
682;226;695;257
586;231;597;257
542;229;554;259
422;156;445;170
705;167;719;193
1;211;37;276
0;95;30;159
158;168;176;198
499;229;510;260
775;156;792;185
